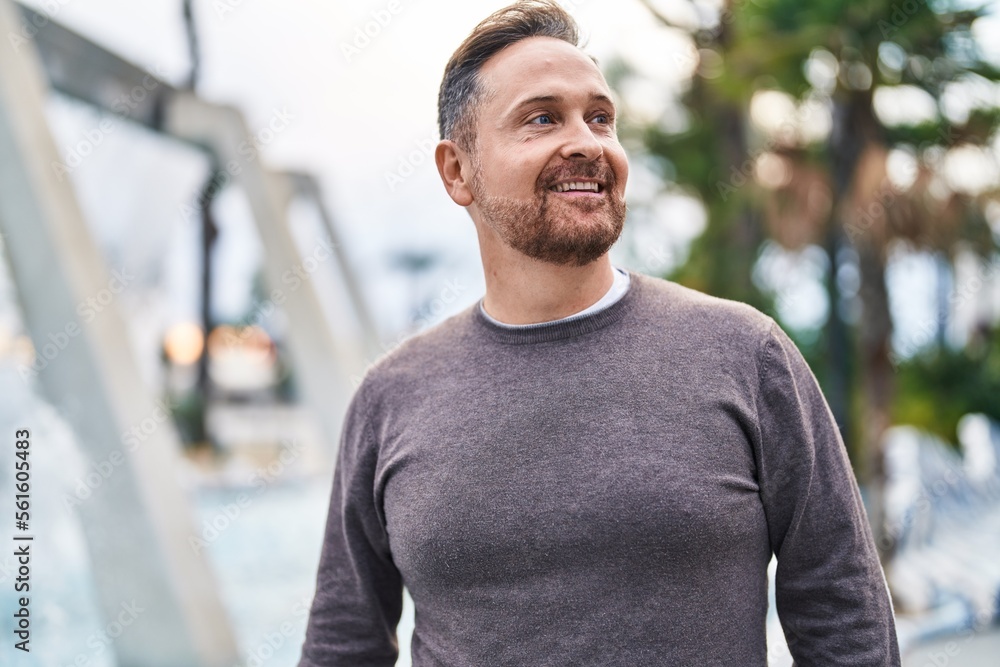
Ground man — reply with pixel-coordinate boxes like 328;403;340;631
298;1;901;665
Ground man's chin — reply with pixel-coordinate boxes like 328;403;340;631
531;239;620;267
534;222;624;266
474;191;625;264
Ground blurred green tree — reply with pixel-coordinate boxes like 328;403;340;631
622;0;1000;561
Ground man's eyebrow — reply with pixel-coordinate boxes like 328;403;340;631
507;93;617;116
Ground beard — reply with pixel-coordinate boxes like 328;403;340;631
470;156;627;267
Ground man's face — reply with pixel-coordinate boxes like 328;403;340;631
465;36;628;267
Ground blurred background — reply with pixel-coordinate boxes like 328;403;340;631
0;0;998;665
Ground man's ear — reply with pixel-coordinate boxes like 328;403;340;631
435;140;474;207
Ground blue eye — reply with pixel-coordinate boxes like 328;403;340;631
531;114;553;125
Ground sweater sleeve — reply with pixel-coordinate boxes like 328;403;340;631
754;319;901;666
298;386;404;667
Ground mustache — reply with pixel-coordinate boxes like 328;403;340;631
539;161;616;189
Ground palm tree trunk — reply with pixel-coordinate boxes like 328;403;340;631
831;89;895;563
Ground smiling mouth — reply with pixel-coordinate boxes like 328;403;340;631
548;181;605;194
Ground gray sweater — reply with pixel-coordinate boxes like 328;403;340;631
297;271;901;666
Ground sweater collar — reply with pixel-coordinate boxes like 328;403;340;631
471;269;641;345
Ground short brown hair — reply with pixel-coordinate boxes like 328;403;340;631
437;1;588;151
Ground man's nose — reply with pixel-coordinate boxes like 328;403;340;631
559;116;603;161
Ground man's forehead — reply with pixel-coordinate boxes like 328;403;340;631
483;37;600;74
478;37;612;110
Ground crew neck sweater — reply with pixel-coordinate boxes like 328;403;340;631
298;270;901;667
478;266;630;327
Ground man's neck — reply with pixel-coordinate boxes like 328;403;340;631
479;255;617;326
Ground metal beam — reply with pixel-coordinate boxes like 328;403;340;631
283;170;383;362
0;1;240;665
163;92;355;468
15;1;378;461
15;3;175;129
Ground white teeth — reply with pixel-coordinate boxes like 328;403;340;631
552;181;600;193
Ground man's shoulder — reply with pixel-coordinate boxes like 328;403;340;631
632;272;776;344
350;302;477;398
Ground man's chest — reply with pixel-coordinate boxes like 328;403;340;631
376;375;768;593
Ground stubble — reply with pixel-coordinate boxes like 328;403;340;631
470;153;627;267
